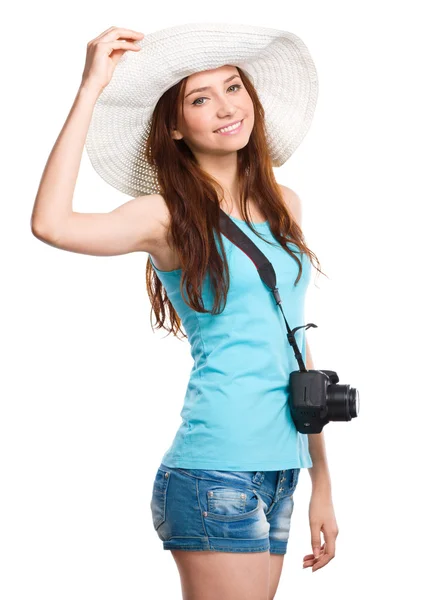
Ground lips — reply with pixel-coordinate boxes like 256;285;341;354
214;119;243;133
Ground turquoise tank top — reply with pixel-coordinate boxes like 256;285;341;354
149;214;313;471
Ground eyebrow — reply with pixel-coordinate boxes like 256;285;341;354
184;74;241;98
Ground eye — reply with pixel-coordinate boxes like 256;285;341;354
191;84;242;106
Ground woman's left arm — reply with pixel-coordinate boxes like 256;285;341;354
306;341;332;492
304;340;340;572
279;183;340;571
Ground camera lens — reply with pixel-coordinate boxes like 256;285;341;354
349;388;359;418
327;384;359;421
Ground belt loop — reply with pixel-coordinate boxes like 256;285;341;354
252;471;265;484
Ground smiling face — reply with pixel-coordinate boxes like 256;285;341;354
171;65;255;158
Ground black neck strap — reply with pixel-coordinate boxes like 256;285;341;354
218;209;317;373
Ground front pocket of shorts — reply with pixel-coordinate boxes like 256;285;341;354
150;468;170;531
205;487;260;521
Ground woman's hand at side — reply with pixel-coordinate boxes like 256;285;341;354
303;487;339;572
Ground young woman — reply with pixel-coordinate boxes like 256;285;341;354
31;23;339;600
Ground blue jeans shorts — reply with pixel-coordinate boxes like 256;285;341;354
150;463;300;554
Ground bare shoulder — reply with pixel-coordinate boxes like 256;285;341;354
148;192;172;229
132;192;171;251
278;183;303;227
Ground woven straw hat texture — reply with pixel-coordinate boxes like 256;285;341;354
85;22;319;197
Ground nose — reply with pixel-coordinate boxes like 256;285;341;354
217;99;238;114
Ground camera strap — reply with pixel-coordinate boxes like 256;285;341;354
218;209;317;373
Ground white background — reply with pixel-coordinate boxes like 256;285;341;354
2;1;427;598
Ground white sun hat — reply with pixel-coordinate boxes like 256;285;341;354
84;21;319;197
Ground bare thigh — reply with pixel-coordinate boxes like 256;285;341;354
268;554;285;600
171;549;271;600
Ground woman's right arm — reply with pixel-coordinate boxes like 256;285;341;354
30;26;162;257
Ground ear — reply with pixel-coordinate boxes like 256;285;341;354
171;127;184;141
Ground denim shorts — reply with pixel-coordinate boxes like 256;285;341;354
149;463;300;554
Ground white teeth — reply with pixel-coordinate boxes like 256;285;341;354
216;120;242;133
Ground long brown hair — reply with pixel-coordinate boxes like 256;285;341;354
145;66;326;340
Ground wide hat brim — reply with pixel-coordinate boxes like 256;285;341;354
84;22;319;197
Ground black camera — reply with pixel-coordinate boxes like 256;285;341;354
289;368;360;433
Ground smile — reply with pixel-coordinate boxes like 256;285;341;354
214;120;244;135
